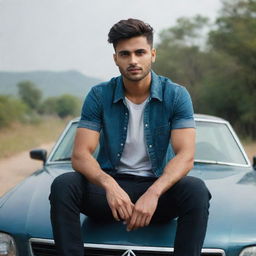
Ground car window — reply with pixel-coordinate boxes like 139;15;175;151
49;120;248;166
50;123;77;162
50;122;99;162
195;121;247;165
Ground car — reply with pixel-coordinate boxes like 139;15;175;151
0;114;256;256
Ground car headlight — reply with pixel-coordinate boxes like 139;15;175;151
240;246;256;256
0;233;17;256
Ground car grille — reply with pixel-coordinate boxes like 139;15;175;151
30;240;225;256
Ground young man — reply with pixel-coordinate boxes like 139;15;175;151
49;18;211;256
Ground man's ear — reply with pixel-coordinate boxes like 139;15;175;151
151;48;156;63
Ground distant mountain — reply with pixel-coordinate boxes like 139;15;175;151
0;70;102;99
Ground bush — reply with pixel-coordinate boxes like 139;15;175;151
55;94;81;118
38;97;58;115
39;94;81;118
0;95;28;128
17;80;42;110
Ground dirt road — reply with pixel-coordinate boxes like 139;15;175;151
0;143;54;196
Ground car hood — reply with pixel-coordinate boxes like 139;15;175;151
194;164;256;249
0;163;256;248
0;164;71;239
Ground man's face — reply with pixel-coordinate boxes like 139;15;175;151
113;36;156;82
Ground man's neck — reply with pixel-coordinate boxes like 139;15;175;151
123;73;151;104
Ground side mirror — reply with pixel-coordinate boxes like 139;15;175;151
253;156;256;171
30;149;47;165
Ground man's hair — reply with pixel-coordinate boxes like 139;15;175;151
108;18;154;49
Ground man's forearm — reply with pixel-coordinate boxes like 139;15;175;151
147;153;194;198
72;151;134;221
72;152;115;190
126;153;194;231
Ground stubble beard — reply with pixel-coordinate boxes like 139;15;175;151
119;63;152;82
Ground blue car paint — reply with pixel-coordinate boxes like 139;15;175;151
1;162;256;255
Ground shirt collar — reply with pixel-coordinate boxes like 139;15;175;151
113;70;163;103
113;76;125;103
150;71;163;101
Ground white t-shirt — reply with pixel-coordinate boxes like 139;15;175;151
116;97;154;177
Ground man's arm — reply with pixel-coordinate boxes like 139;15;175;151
72;128;134;221
127;128;195;231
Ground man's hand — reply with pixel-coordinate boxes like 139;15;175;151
126;189;159;231
126;128;195;231
72;128;134;222
105;180;134;222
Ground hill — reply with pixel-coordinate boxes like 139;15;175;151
0;70;102;99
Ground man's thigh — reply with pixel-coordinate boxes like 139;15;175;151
81;180;113;219
113;175;179;222
81;174;210;222
152;175;211;222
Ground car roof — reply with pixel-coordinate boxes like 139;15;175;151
194;114;226;122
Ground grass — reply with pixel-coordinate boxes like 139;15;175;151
0;117;71;158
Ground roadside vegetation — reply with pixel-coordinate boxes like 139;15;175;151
0;80;81;129
0;80;81;158
0;117;69;158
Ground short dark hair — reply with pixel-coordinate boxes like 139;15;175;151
108;18;154;49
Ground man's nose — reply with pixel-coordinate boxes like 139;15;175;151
129;54;138;65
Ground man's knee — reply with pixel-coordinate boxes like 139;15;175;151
178;176;211;209
49;172;85;203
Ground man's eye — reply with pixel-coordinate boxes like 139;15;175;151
120;52;129;56
136;50;145;55
136;51;145;56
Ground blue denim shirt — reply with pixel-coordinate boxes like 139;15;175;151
78;71;195;177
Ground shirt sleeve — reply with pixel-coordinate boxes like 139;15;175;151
171;86;195;129
77;87;102;132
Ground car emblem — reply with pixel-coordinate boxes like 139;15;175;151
121;249;136;256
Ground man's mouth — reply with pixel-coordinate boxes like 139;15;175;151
127;67;142;72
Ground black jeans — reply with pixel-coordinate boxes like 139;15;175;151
49;172;211;256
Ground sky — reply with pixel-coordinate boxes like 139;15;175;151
0;0;222;80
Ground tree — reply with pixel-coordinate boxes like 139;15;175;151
209;0;256;72
0;95;27;128
158;15;209;48
154;15;210;101
38;97;59;115
55;94;81;118
208;0;256;137
17;81;42;110
154;2;256;138
39;94;81;118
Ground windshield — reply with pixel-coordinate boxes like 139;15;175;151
195;121;247;165
49;120;248;166
50;123;77;162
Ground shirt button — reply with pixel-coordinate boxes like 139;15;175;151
149;145;152;148
117;153;120;157
145;124;148;127
124;127;127;130
125;112;128;115
121;143;124;146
